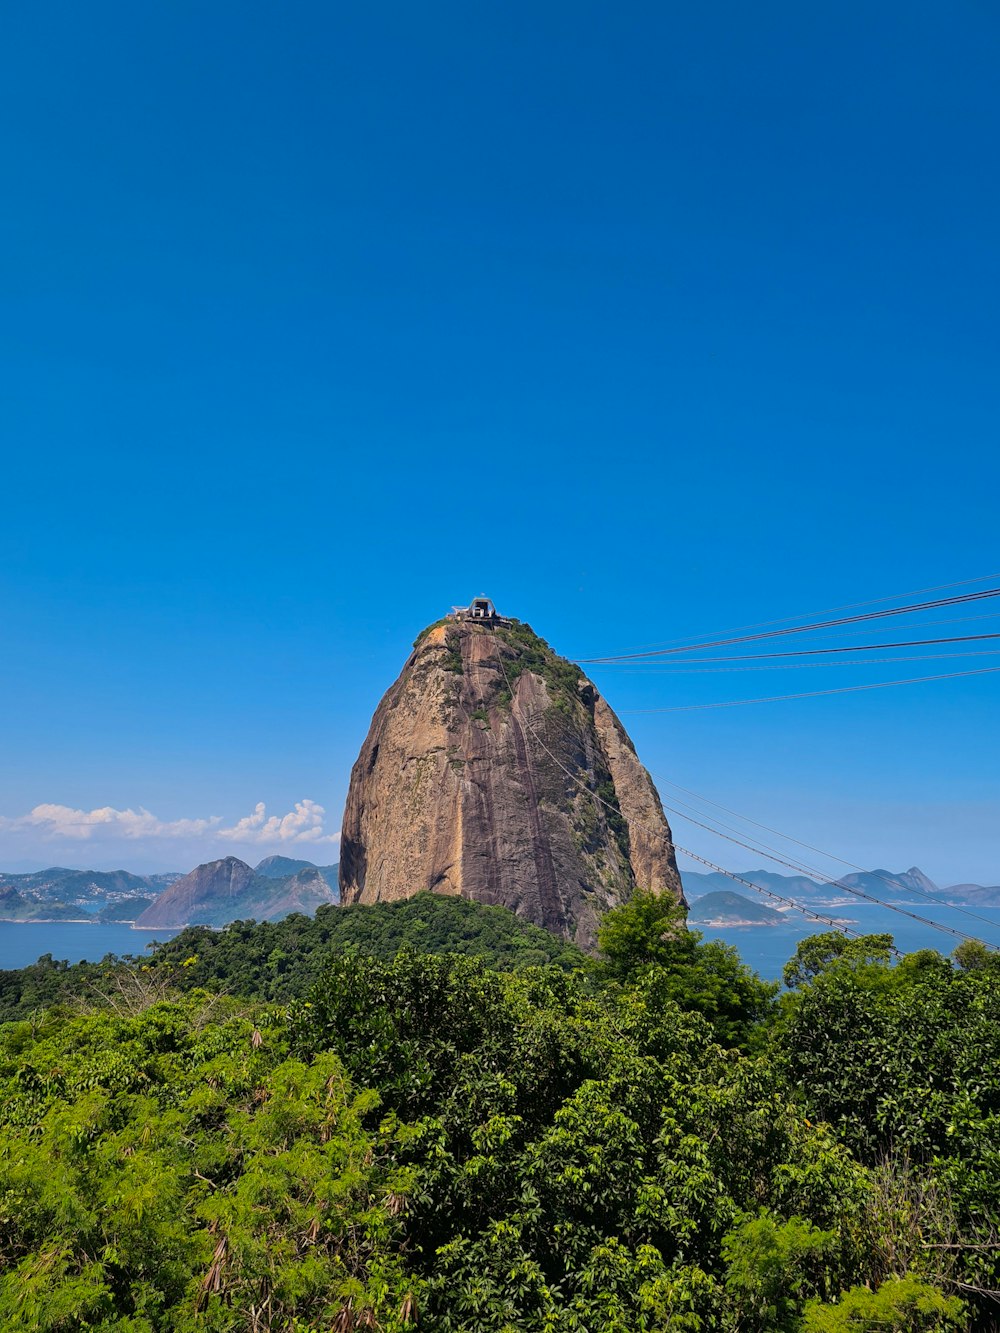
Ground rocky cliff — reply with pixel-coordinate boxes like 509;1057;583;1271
339;617;683;946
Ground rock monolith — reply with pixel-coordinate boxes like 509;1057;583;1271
339;614;683;947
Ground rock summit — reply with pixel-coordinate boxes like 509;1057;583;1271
339;609;683;946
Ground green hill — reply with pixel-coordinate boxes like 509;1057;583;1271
688;889;784;925
0;892;586;1021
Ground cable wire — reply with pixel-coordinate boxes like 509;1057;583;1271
588;632;1000;665
595;651;1000;675
487;625;989;953
580;587;1000;664
655;776;1000;934
675;847;887;947
572;573;1000;662
621;664;1000;711
652;795;989;947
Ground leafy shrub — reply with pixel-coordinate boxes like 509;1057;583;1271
0;996;415;1331
1;914;992;1330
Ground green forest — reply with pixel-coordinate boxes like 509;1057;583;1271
1;891;998;1332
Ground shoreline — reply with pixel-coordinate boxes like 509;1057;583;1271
0;918;164;927
694;918;780;928
694;914;858;929
0;917;97;925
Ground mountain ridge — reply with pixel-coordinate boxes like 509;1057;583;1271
3;857;995;927
688;890;785;926
681;865;999;906
134;856;340;928
0;857;340;927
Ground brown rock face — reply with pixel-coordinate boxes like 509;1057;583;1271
339;618;683;947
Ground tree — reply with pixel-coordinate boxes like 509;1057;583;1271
598;890;778;1048
0;995;416;1331
782;932;895;990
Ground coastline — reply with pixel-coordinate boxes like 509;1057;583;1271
692;913;858;930
0;916;97;925
693;917;780;928
0;918;169;927
0;918;209;931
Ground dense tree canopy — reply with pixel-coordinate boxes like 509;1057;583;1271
0;995;415;1331
0;892;997;1330
0;893;585;1025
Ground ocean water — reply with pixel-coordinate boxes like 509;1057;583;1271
2;903;999;982
700;901;1000;980
0;922;182;972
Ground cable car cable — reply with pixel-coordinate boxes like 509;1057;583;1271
653;776;1000;934
588;631;1000;665
580;587;1000;664
621;664;1000;711
572;572;1000;662
598;651;1000;675
673;848;891;949
488;625;990;953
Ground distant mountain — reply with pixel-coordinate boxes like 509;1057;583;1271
240;866;339;921
944;883;1000;906
0;886;85;922
97;898;154;923
254;855;339;882
134;857;340;928
688;890;784;926
681;865;1000;908
0;866;179;921
254;856;317;880
136;857;254;927
835;866;942;899
146;872;184;892
0;858;341;927
681;870;826;901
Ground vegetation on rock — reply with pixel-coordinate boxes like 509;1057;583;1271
490;620;586;710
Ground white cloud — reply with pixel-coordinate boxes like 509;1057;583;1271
0;804;222;841
216;799;339;846
0;799;340;848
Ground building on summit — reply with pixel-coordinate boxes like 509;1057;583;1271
452;595;509;624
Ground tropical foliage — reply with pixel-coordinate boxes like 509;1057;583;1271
0;890;997;1330
0;995;414;1331
0;893;585;1024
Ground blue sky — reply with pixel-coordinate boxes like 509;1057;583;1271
2;2;998;882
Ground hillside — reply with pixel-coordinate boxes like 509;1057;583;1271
135;856;339;928
0;892;994;1328
0;860;340;926
946;882;1000;906
688;889;785;926
340;611;683;945
0;866;178;920
0;892;586;1021
0;887;85;922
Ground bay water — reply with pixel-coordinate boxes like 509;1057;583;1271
2;902;1000;982
698;901;1000;979
0;922;182;972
